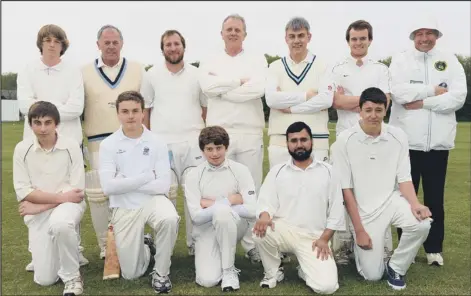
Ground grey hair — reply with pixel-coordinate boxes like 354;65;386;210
222;14;247;33
285;17;310;32
97;25;123;40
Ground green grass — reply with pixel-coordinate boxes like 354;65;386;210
2;122;470;295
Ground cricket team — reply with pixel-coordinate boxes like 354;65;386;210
12;12;467;296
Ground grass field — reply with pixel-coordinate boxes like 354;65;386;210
2;122;470;295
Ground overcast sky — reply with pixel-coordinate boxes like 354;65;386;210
1;1;470;73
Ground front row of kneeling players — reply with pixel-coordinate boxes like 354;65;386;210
13;88;432;295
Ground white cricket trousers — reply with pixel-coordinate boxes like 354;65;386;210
226;132;263;253
26;200;86;286
253;220;339;294
193;206;250;287
352;194;431;280
167;139;205;248
110;195;179;280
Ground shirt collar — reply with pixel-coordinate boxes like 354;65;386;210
32;132;67;152
346;54;371;66
165;62;186;76
97;56;123;69
38;58;63;71
286;156;319;171
117;125;151;142
287;51;314;65
224;48;245;58
206;159;230;171
354;121;389;143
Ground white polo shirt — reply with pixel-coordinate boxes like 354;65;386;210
256;158;345;237
98;126;171;209
332;122;411;222
17;58;84;145
185;159;257;227
140;62;207;143
331;55;391;135
13;133;85;202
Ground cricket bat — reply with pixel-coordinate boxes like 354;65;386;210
103;225;120;280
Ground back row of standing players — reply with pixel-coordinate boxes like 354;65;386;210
15;12;466;295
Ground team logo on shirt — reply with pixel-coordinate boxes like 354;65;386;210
434;61;447;71
248;191;255;195
143;147;150;156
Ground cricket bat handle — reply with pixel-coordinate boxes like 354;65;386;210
103;225;120;280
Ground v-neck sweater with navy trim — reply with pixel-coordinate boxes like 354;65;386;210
82;58;144;139
267;54;330;148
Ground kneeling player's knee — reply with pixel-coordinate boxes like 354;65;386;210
416;220;431;237
196;275;221;288
309;280;339;295
49;220;75;236
361;268;384;281
34;274;59;286
212;206;234;224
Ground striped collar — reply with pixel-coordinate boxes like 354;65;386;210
281;52;316;85
94;57;127;89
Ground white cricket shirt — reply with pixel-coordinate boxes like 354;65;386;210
185;159;257;227
256;158;345;237
98;126;171;209
13;133;85;202
332;122;411;222
140;62;207;143
331;55;391;135
17;58;84;145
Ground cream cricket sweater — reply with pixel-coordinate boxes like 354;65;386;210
82;58;144;140
198;50;267;135
265;53;333;149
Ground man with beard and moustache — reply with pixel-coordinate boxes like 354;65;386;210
332;87;432;290
329;20;393;265
265;17;334;169
389;16;467;267
17;24;89;272
198;13;267;264
82;24;148;259
253;121;344;294
141;29;208;256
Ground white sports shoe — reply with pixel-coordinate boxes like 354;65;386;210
297;265;306;282
427;253;444;266
63;276;83;296
25;261;34;272
260;266;284;289
221;266;240;292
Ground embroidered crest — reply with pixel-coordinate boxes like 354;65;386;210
434;61;447;71
143;147;149;156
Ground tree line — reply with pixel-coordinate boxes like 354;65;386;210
2;54;470;121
